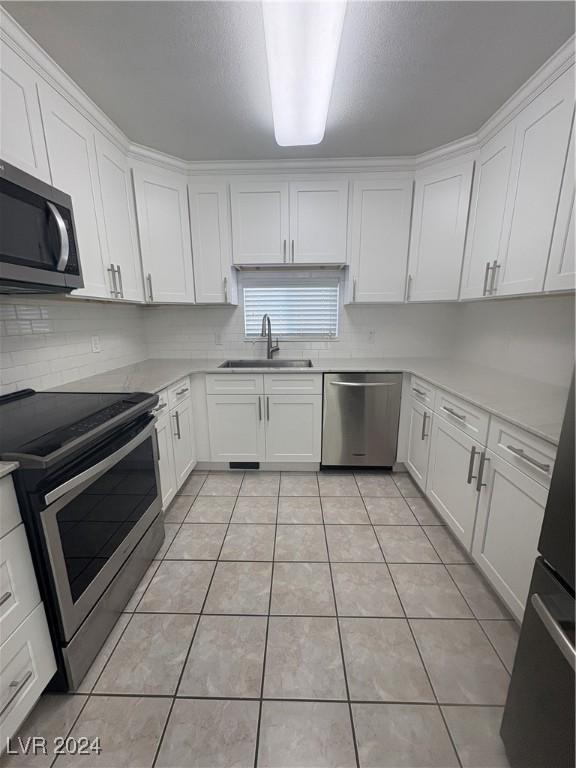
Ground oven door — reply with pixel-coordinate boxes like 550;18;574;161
38;417;161;642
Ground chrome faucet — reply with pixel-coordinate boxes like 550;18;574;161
261;314;280;359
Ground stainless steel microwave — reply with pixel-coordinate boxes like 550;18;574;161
0;160;83;294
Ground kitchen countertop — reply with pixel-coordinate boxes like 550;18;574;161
52;357;570;445
0;461;19;479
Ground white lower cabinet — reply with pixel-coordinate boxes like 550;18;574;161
405;397;433;490
426;415;482;549
156;410;177;510
472;450;548;621
171;396;196;485
207;395;266;462
265;395;322;462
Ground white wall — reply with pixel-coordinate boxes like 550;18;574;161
451;294;575;387
0;296;147;394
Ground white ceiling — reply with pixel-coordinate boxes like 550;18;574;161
5;1;575;161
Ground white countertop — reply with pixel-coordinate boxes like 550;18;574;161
52;357;569;445
0;461;19;479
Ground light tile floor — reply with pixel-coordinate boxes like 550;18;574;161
2;470;518;768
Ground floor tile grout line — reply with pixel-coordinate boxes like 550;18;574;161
151;474;244;768
253;492;279;768
46;692;93;768
319;493;361;768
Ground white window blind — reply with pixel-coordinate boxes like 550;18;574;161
243;277;339;337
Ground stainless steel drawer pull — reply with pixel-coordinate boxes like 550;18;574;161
152;403;167;414
258;396;262;421
489;260;500;294
175;388;189;396
442;405;466;421
107;265;119;297
0;591;12;608
506;445;550;472
266;396;270;421
532;594;575;671
331;381;394;388
421;411;429;441
291;239;295;263
476;452;489;492
116;265;124;298
223;276;228;303
352;278;357;302
412;387;426;397
147;273;154;302
1;670;33;718
482;261;492;296
173;412;181;439
283;239;287;263
467;446;478;485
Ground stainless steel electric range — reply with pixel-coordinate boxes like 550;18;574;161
0;388;164;691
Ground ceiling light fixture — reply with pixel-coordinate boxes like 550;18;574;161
262;0;347;147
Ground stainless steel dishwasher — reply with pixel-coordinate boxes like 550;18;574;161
322;373;402;467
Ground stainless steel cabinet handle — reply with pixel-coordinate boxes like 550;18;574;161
115;265;124;298
476;452;489;492
107;265;119;297
175;388;189;396
352;278;357;302
0;591;12;608
223;276;228;302
489;260;500;294
421;411;429;440
330;381;395;388
258;396;262;421
46;202;69;272
146;273;154;302
506;445;550;473
412;387;426;397
266;396;270;421
532;594;575;671
291;239;295;263
467;446;478;484
173;411;181;439
442;405;466;421
0;671;33;718
283;239;287;263
482;261;492;296
152;402;167;414
406;274;413;301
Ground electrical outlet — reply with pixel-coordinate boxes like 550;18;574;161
91;335;102;353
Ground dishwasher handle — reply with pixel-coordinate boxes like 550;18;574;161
330;381;396;388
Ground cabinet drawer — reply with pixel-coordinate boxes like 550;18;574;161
167;378;191;409
0;603;56;744
264;373;322;395
436;390;489;444
0;477;21;540
487;417;557;487
152;388;169;419
410;376;436;409
0;525;41;643
206;374;263;395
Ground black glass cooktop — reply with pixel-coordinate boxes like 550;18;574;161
0;389;155;459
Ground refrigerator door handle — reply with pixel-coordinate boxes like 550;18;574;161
532;593;575;671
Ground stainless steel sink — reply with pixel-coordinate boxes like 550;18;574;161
219;359;313;368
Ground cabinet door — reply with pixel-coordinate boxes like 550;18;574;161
289;180;348;264
132;163;195;303
171;397;196;487
460;123;515;299
496;68;575;296
0;43;50;182
426;415;481;549
38;83;109;298
230;180;289;265
405;397;433;490
265;395;322;462
156;413;177;510
472;450;548;620
407;160;474;301
189;180;236;304
207;395;265;462
94;131;143;302
348;178;412;303
545;125;575;292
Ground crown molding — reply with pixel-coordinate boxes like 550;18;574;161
1;8;574;178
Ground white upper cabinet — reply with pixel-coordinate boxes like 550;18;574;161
38;83;109;299
348;178;412;303
0;43;50;183
289;180;348;264
230;180;289;265
94;131;143;302
545;124;575;292
407;159;474;301
460;123;515;299
494;68;575;297
132;163;195;304
188;180;237;304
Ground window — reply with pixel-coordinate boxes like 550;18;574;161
243;274;340;337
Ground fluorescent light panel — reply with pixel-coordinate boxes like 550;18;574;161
263;1;347;147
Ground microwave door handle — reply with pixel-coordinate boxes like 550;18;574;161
44;419;155;506
46;202;70;272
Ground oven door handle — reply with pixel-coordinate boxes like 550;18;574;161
44;419;155;506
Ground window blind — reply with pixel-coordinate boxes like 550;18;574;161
243;281;339;337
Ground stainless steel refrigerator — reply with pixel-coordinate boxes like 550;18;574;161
501;375;575;767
